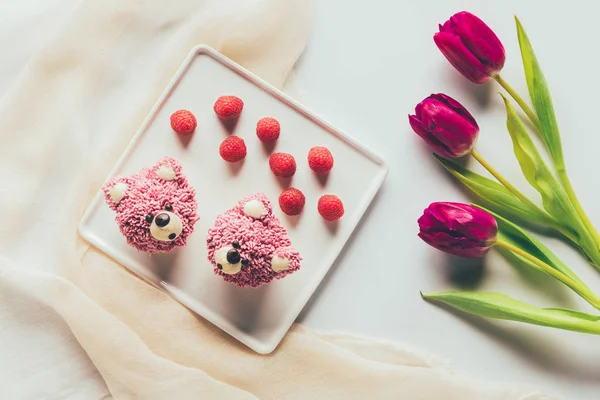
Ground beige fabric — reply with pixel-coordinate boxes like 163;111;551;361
0;0;551;398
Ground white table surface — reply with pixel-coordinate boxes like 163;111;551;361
3;1;600;399
295;1;600;400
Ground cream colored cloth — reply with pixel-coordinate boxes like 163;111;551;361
0;0;552;398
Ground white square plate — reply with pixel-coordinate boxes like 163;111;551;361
79;46;388;354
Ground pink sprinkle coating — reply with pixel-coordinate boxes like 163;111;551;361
206;193;301;287
102;157;199;254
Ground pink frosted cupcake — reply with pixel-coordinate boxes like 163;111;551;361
103;157;199;254
206;193;301;287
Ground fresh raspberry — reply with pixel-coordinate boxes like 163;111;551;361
308;146;334;174
256;117;280;143
170;109;197;135
269;153;296;177
279;188;305;216
219;136;247;162
318;195;344;221
214;96;244;120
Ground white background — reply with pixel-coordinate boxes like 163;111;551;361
295;2;600;400
2;1;600;399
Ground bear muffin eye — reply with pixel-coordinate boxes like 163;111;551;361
145;213;154;223
165;203;173;212
232;240;240;249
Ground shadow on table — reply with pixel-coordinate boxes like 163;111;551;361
148;249;181;283
443;254;486;290
497;247;576;308
432;301;600;382
444;67;495;110
446;70;538;133
443;250;575;308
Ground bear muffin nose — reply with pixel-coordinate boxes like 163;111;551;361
149;211;183;242
155;213;170;227
227;248;241;264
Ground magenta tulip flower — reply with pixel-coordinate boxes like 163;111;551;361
409;93;479;158
418;202;498;258
434;11;506;83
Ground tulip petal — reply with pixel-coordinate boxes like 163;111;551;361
449;12;505;75
410;94;479;158
434;32;489;83
438;21;452;33
418;202;498;258
440;203;497;242
419;231;490;258
429;93;478;129
418;99;478;157
431;126;474;157
409;114;456;158
414;101;424;120
418;208;449;232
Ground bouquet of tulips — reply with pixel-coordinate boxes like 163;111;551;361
411;11;600;335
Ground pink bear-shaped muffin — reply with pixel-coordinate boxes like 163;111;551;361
102;157;199;254
206;193;301;287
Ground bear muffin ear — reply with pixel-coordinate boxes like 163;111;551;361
271;247;301;273
153;157;182;181
271;255;290;272
243;199;266;218
240;193;273;219
103;179;129;209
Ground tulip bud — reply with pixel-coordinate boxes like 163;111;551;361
409;93;479;158
434;11;506;83
418;202;498;258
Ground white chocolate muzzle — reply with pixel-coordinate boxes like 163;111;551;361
149;211;183;242
215;246;242;275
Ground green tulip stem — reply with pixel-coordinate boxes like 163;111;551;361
497;239;600;310
471;149;549;218
494;74;542;132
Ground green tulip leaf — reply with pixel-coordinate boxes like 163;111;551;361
543;308;600;322
501;95;600;265
515;16;564;169
422;291;600;334
436;155;555;226
501;95;575;226
476;205;584;286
